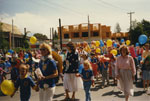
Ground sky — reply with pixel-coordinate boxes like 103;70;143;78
0;0;150;38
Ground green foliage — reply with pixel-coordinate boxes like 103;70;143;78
23;40;30;49
54;31;58;40
34;33;48;41
0;22;9;50
129;19;150;45
0;37;9;50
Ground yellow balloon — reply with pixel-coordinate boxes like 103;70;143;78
30;36;37;44
1;80;15;96
126;40;131;45
96;48;101;53
110;49;117;56
107;39;112;47
96;41;100;47
7;52;10;55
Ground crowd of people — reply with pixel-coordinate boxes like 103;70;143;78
0;39;150;101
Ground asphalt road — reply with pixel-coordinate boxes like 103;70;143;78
0;78;150;101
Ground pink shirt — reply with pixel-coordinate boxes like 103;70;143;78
116;55;136;75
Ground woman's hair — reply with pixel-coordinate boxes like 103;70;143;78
19;63;30;72
119;45;129;56
66;41;76;52
83;60;92;70
39;43;52;55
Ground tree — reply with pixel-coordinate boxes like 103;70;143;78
114;23;121;33
0;22;9;50
129;19;150;44
34;33;48;41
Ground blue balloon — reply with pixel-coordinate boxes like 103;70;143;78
121;39;124;43
8;49;14;54
138;56;142;61
138;35;147;45
135;43;139;47
113;43;117;48
100;40;104;47
25;54;29;59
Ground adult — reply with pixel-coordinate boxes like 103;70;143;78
116;45;136;101
38;43;58;101
63;42;83;100
141;43;150;63
141;43;150;91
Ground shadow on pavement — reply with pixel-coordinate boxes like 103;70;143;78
102;90;124;98
54;93;65;98
56;98;80;101
134;91;145;96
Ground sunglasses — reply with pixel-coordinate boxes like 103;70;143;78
40;48;46;51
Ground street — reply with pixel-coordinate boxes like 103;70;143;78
0;79;150;101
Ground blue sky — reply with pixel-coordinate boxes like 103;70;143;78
0;0;150;38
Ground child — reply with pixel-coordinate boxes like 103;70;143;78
11;63;39;101
78;60;94;101
110;55;117;85
100;57;109;88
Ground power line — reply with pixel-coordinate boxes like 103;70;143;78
96;0;130;12
31;0;85;17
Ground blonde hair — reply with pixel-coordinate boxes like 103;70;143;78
39;43;52;55
83;60;92;70
19;63;30;72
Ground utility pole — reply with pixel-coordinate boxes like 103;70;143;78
52;27;54;48
59;18;62;50
88;15;90;43
50;27;51;42
127;12;135;31
12;19;14;49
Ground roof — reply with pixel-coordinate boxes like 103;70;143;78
1;22;22;35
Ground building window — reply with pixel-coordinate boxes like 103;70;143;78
106;32;110;37
82;32;88;37
64;34;69;39
93;32;99;36
73;33;79;38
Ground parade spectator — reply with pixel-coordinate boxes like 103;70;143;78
116;45;136;101
11;64;39;101
38;43;58;101
63;42;83;100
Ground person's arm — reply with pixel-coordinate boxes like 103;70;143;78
45;69;58;79
11;78;20;97
10;88;18;97
45;60;58;79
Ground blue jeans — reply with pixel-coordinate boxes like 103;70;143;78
83;81;92;101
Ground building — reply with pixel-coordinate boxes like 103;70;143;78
58;23;112;47
111;32;129;41
0;22;29;49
